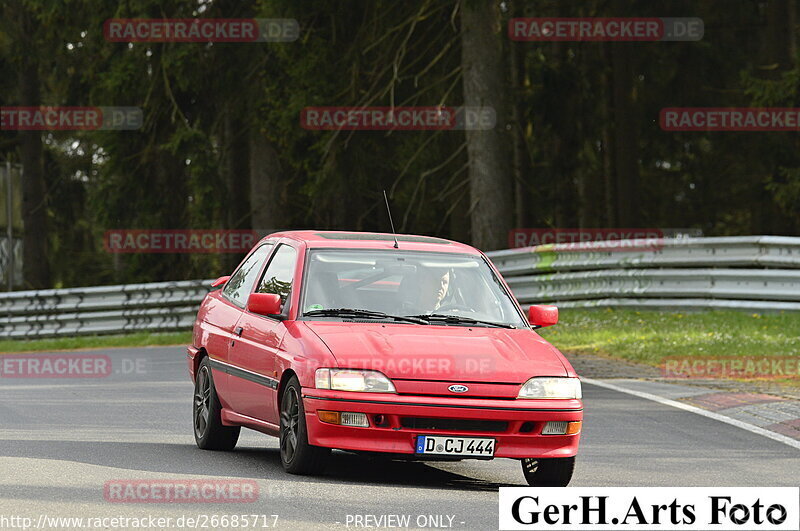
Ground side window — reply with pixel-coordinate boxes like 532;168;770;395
257;244;297;306
222;244;273;306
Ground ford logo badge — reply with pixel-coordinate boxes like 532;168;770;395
448;384;469;393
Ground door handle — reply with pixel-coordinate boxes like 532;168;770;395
235;326;243;337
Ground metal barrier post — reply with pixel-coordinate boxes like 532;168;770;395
5;161;13;291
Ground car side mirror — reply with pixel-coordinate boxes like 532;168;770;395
528;305;558;328
247;293;283;317
211;275;230;288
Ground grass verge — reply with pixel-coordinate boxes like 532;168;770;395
538;308;800;366
0;331;192;353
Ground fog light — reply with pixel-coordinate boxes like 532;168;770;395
340;412;369;427
542;421;568;435
541;421;581;435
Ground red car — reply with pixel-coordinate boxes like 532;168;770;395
187;231;582;486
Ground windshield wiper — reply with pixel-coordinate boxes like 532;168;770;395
304;308;429;325
404;313;516;328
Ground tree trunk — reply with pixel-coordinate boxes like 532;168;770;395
754;0;797;234
611;43;640;227
550;41;580;229
16;9;50;289
764;0;796;75
249;132;283;234
508;0;528;229
601;43;616;226
448;188;471;243
460;0;513;250
222;104;251;270
602;124;616;226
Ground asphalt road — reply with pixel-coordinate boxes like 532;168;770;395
0;346;797;530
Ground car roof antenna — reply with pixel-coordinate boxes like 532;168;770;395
383;190;399;248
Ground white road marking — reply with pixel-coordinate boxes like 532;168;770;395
582;377;800;451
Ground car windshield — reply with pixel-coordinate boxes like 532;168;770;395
300;249;527;328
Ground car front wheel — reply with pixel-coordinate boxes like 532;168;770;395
521;456;575;486
280;376;330;475
193;357;240;451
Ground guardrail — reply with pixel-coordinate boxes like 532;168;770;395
488;236;800;275
486;236;800;311
1;236;798;339
0;279;213;339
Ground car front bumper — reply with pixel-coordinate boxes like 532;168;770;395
302;390;582;459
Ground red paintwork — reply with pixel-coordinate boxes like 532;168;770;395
211;275;231;288
228;309;283;424
304;390;582;458
246;292;282;316
528;304;559;328
303;321;572;383
187;231;583;460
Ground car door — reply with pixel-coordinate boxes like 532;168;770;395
227;243;298;425
207;243;274;404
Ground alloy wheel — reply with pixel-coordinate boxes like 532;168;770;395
194;366;211;439
280;387;300;463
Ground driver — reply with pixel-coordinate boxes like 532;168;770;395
417;268;450;312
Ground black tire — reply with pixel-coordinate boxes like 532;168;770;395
280;375;330;475
193;357;240;451
521;457;575;487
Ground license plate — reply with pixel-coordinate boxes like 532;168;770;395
414;435;496;457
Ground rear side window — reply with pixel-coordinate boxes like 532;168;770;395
222;244;273;306
257;244;298;306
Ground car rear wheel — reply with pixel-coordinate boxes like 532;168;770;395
193;357;240;451
521;457;575;486
280;376;330;475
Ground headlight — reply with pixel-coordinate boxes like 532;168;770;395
518;377;581;399
315;368;396;393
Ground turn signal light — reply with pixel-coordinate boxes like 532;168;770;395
566;421;582;435
318;410;340;424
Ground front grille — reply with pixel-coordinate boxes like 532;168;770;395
400;417;508;433
397;392;516;400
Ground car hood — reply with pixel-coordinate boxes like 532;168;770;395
302;321;568;383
